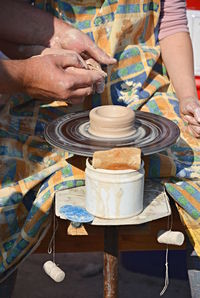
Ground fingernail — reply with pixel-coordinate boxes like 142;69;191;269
195;108;200;122
98;69;107;78
79;59;87;69
110;58;117;63
96;81;105;94
104;54;117;63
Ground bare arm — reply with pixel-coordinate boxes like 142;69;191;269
0;59;25;93
0;0;116;64
160;32;200;137
0;0;58;46
0;53;105;103
0;40;45;59
160;32;197;101
159;0;200;138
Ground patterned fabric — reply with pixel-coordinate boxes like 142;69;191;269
0;95;87;278
0;0;200;277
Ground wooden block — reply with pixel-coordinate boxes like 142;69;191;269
67;223;88;236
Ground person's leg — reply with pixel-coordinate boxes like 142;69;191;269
187;239;200;298
0;270;18;298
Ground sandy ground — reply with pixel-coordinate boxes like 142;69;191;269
12;252;191;298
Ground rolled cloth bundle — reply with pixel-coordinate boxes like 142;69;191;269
92;147;141;170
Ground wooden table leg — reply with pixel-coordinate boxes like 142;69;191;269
104;226;118;298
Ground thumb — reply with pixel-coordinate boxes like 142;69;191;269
194;106;200;123
85;38;117;65
54;54;87;69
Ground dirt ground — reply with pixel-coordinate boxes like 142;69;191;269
12;252;191;298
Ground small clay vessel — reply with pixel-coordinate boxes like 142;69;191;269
88;105;135;138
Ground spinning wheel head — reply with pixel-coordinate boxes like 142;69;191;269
44;110;180;156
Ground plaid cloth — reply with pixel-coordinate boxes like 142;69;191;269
0;0;200;277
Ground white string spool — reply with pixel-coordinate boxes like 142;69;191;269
43;261;65;283
157;230;185;246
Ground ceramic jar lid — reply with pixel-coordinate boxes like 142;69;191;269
88;105;135;138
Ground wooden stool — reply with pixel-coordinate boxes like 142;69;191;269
35;201;185;298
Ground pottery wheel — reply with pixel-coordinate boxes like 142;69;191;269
44;110;180;156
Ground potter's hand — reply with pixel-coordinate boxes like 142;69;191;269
22;54;105;103
180;97;200;138
40;48;86;67
50;26;116;65
41;50;106;95
42;51;106;95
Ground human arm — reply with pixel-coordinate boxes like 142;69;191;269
0;40;44;60
159;0;200;137
0;53;105;103
0;0;116;65
0;1;55;47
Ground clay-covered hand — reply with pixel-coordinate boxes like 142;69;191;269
42;51;106;94
22;53;105;103
41;50;106;95
180;97;200;138
50;25;116;65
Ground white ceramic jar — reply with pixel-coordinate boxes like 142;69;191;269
85;158;144;219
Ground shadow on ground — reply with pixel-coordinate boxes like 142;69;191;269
12;252;191;298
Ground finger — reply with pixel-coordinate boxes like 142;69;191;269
66;97;85;105
187;125;196;138
184;104;200;124
182;103;195;116
84;38;117;65
189;124;200;137
194;107;200;123
69;86;94;98
60;50;88;69
95;80;105;94
183;101;200;115
41;48;68;56
182;114;200;126
65;67;105;88
188;125;200;138
53;54;87;69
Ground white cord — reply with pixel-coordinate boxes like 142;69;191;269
160;247;169;296
160;212;173;296
48;205;58;264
